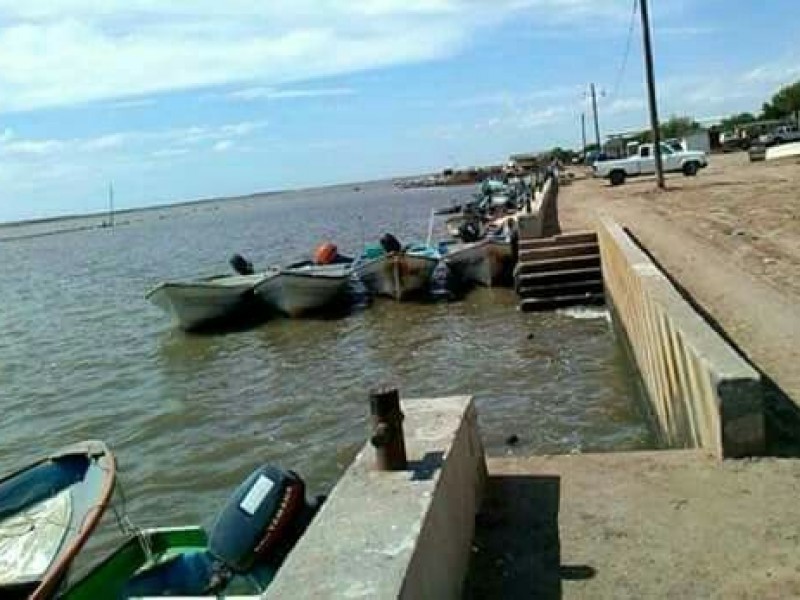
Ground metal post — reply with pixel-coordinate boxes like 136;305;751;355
590;83;602;151
369;387;407;471
640;0;665;189
108;182;115;227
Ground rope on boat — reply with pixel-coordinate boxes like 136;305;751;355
110;475;154;564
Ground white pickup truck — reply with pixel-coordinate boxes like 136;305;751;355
758;125;800;146
593;142;708;186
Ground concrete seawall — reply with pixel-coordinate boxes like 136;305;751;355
264;395;486;599
598;217;764;457
516;175;560;240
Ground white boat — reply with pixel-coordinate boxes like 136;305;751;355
443;238;512;287
146;272;273;330
357;252;439;300
254;261;353;317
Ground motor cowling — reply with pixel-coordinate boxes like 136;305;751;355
379;233;402;254
207;466;319;574
230;254;255;276
313;242;339;265
458;220;481;243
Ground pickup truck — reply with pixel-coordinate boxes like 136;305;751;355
593;142;708;186
758;125;800;146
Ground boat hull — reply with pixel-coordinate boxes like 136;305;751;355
0;440;116;600
357;254;439;300
255;268;352;317
444;239;512;287
62;526;275;599
146;274;267;330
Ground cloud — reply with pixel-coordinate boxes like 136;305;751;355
605;97;645;115
213;140;234;152
151;147;190;158
227;87;355;101
742;61;800;85
0;0;643;113
0;119;268;158
2;139;65;155
456;85;581;108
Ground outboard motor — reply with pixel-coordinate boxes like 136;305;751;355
379;233;402;254
458;220;481;243
122;465;322;598
230;254;255;275
205;466;321;589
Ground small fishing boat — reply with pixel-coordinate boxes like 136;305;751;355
62;465;321;599
0;440;116;600
146;272;273;331
255;261;353;317
356;235;440;301
254;243;355;317
146;254;279;330
441;239;507;287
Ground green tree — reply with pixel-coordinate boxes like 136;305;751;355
719;112;756;131
771;80;800;123
659;115;701;139
760;101;785;120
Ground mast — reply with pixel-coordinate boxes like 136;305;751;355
108;182;115;227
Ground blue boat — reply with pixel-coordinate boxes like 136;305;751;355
0;440;116;600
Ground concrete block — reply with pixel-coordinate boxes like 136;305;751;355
598;218;764;457
264;396;487;600
517;177;561;241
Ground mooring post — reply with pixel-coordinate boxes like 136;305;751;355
369;387;408;471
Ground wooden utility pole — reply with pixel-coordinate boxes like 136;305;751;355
581;112;587;156
589;83;602;150
640;0;665;189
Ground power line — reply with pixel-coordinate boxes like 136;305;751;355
610;0;638;99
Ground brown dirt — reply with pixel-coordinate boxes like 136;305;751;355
466;452;800;600
557;152;800;407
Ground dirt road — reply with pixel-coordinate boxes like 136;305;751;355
559;152;800;414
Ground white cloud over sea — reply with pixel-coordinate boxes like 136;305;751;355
0;0;633;113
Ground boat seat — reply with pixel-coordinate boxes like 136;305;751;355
122;550;217;597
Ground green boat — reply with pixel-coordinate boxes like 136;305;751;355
63;466;321;599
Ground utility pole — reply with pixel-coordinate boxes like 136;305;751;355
580;112;587;156
589;83;602;151
640;0;665;189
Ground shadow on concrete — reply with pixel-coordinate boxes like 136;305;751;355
624;227;800;458
463;475;595;599
409;451;444;481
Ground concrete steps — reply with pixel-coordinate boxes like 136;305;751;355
514;230;604;311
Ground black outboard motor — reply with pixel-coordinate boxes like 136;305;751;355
458;220;481;243
230;254;255;275
122;465;322;598
204;466;322;592
379;233;402;254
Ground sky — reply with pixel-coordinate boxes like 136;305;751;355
0;0;798;222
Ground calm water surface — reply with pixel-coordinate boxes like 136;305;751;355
0;181;653;565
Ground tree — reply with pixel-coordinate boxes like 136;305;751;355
719;112;756;132
771;80;800;124
760;101;785;120
659;115;702;139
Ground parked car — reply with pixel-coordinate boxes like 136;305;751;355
592;142;708;186
758;124;800;147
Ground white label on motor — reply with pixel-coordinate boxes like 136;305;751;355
239;475;274;516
